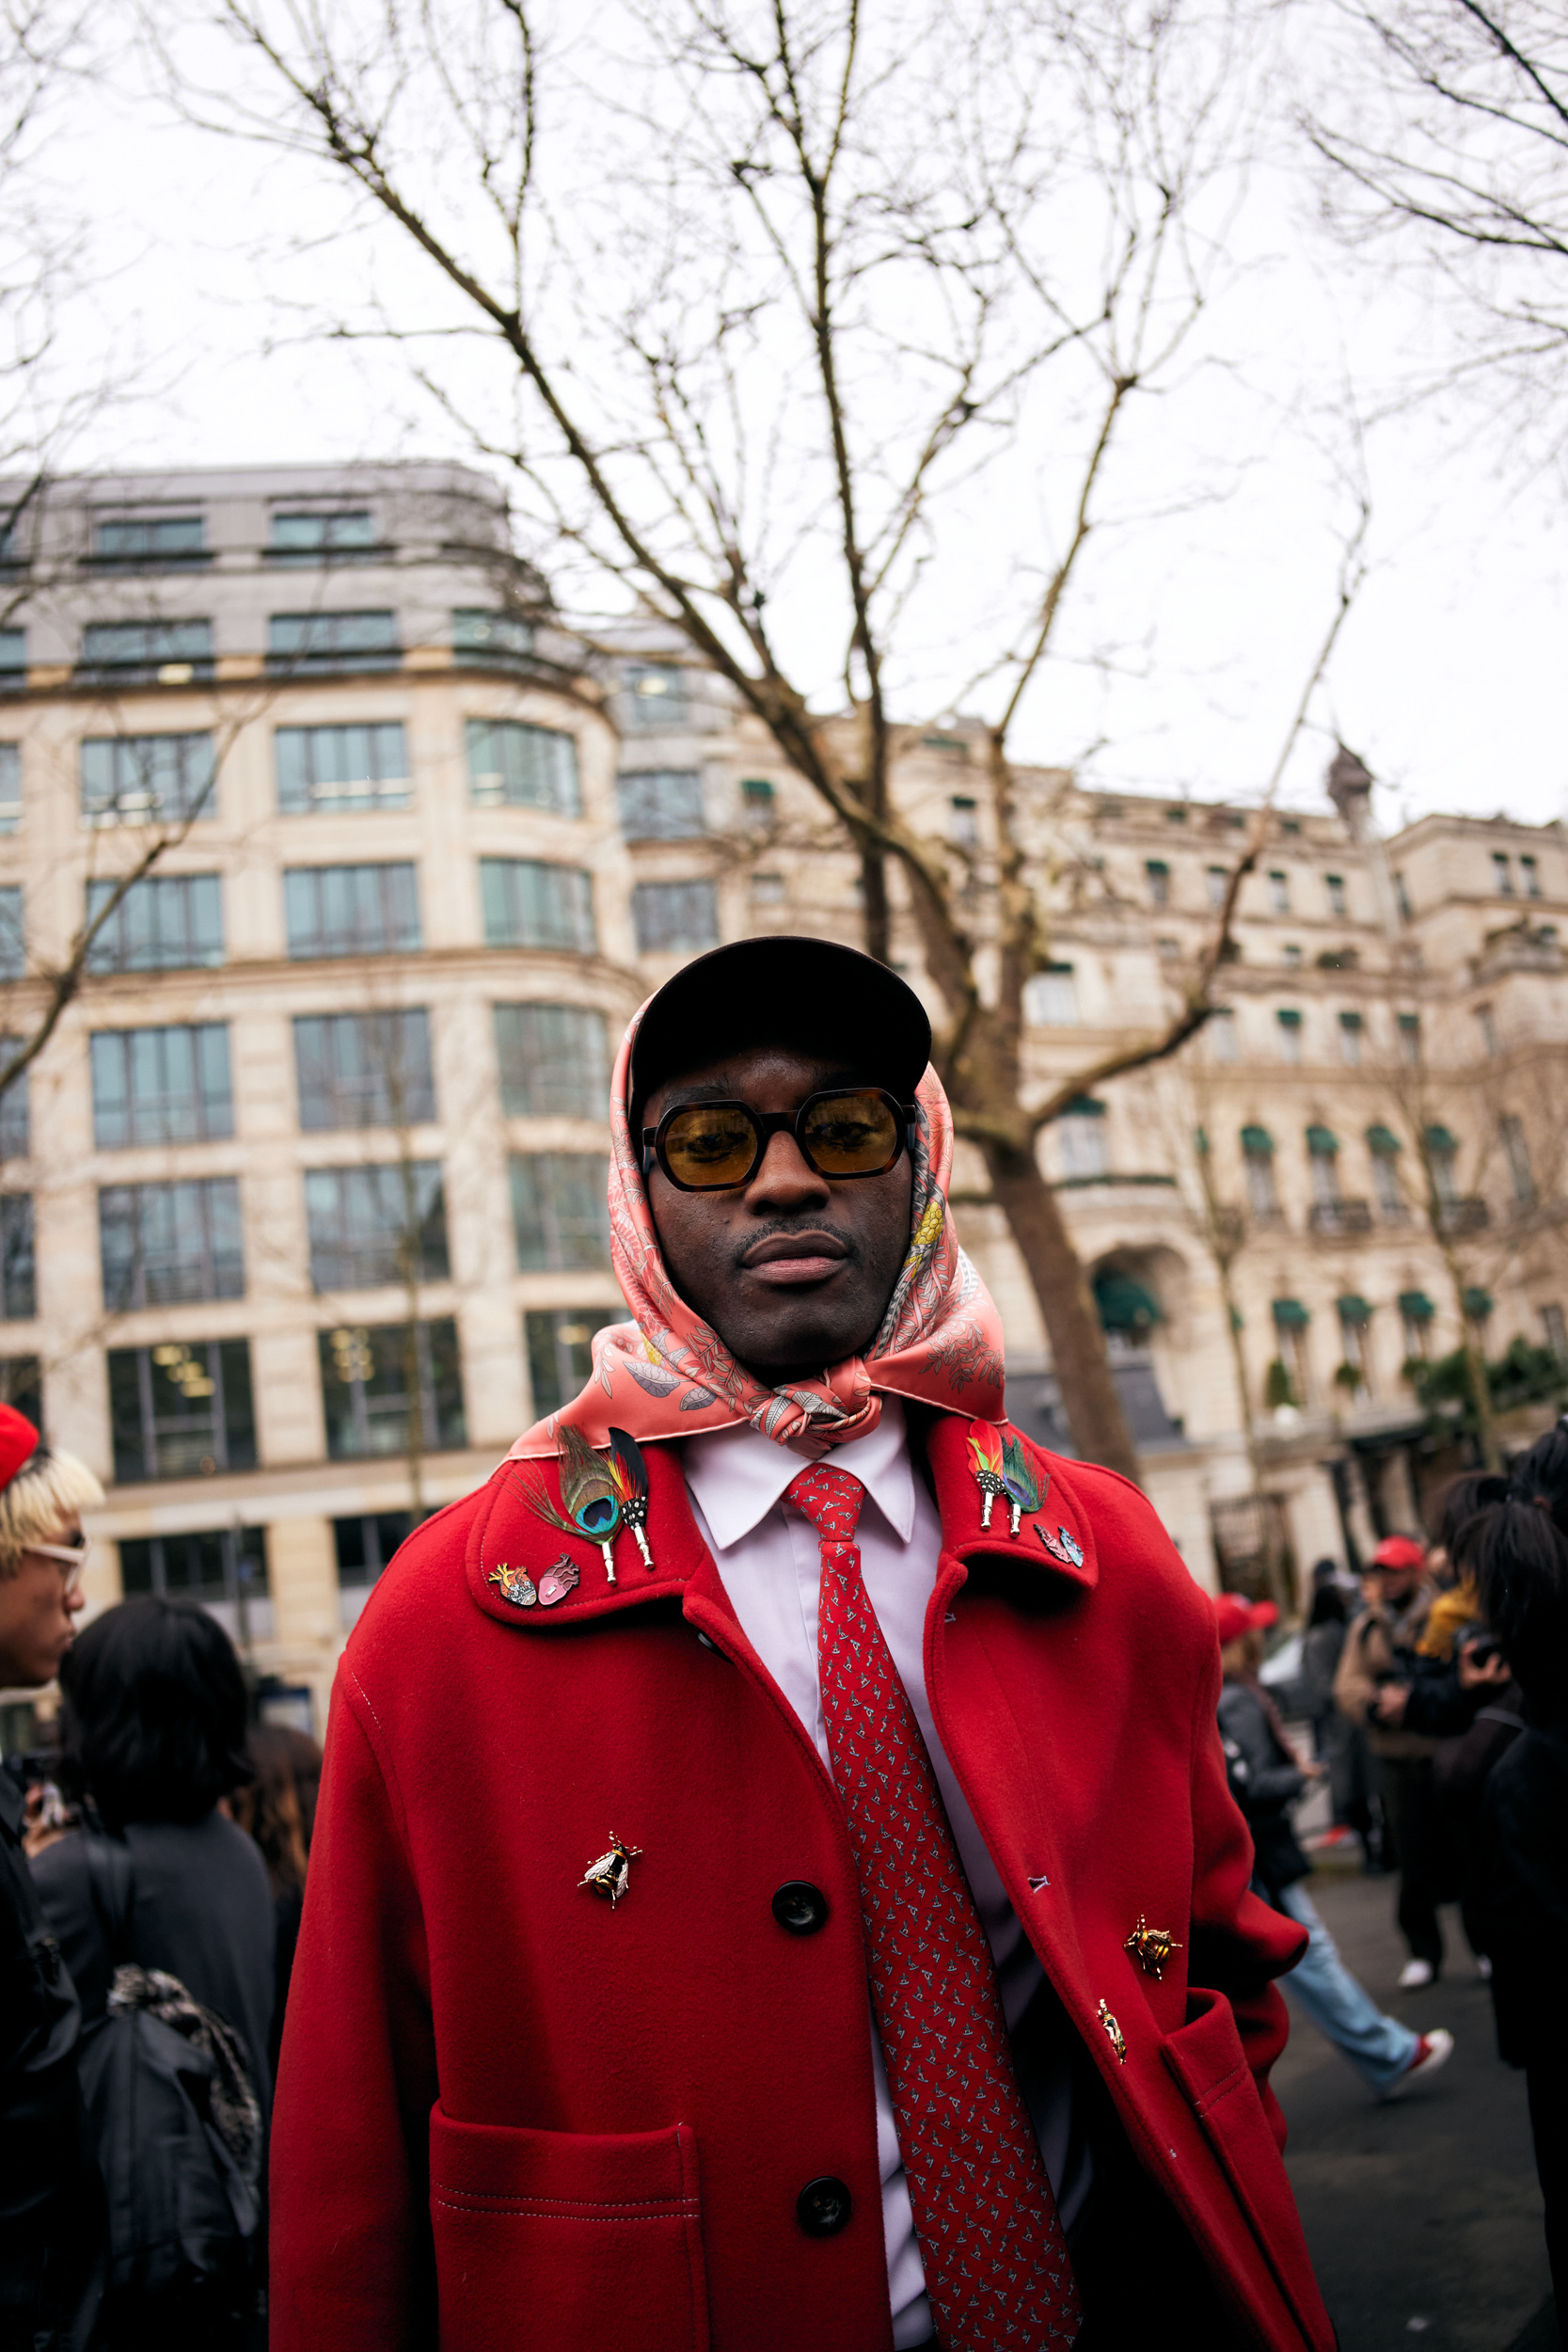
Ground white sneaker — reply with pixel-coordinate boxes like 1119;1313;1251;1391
1382;2027;1454;2100
1398;1958;1434;1990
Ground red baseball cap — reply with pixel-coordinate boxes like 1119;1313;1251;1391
1369;1534;1425;1572
1213;1593;1279;1647
0;1400;38;1490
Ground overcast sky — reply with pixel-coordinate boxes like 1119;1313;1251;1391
32;7;1568;838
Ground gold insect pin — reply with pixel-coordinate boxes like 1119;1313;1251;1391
1098;1998;1128;2063
578;1833;641;1906
1124;1916;1183;1982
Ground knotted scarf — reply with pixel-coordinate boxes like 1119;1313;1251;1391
507;1003;1006;1462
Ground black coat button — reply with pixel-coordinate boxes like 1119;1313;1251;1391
797;2176;852;2236
772;1881;829;1935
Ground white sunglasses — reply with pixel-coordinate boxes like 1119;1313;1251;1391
27;1536;91;1591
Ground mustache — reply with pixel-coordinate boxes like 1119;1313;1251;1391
729;1216;860;1272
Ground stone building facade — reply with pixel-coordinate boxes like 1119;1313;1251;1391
0;462;1561;1730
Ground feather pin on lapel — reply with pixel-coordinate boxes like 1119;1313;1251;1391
606;1427;656;1571
522;1425;626;1585
1000;1430;1045;1537
966;1422;1009;1530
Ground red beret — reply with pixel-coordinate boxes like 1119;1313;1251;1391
1213;1592;1279;1647
1370;1534;1426;1572
0;1400;38;1490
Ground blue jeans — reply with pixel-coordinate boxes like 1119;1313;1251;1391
1276;1880;1418;2091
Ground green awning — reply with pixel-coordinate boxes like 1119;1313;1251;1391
1366;1123;1402;1157
1276;1008;1303;1027
1463;1287;1494;1320
1272;1298;1310;1330
1338;1010;1363;1031
1241;1124;1274;1155
1194;1125;1211;1155
1337;1295;1372;1327
1306;1124;1339;1154
1063;1095;1105;1118
1094;1272;1161;1332
1145;858;1169;875
1398;1290;1435;1323
1425;1124;1459;1155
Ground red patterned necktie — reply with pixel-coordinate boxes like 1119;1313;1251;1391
786;1463;1081;2349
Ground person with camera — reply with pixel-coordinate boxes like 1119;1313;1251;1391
0;1401;105;2351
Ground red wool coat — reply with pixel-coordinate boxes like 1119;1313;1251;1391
270;1420;1334;2352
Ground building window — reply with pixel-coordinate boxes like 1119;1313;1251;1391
0;1197;33;1319
632;879;719;955
319;1319;465;1459
1307;1126;1340;1206
467;719;581;817
93;516;207;566
480;858;597;954
1023;964;1078;1026
452;609;534;666
1392;870;1413;920
1164;805;1187;823
1155;936;1180;960
1424;1123;1459;1206
1521;853;1542;898
90;1024;231;1148
1270;1301;1311;1405
285;863;421;959
1324;873;1347;916
1207;1007;1238;1061
1275;1007;1303;1064
85;874;223;973
1475;1003;1499;1057
1338;1010;1363;1067
1145;859;1169;907
0;1047;24;1161
623;662;688;726
949;796;979;849
510;1152;611;1270
1336;1297;1372;1400
1056;1098;1108;1182
267;611;399;674
1267;869;1290;912
1242;1127;1278;1216
1464;1285;1494;1328
119;1528;267;1635
741;778;775;828
0;1355;40;1425
1494;851;1514;896
524;1308;620;1419
751;872;785;906
1368;1124;1403;1217
294;1011;435;1132
269;510;379;562
618;770;705;842
1399;1291;1434;1359
1501;1113;1537;1206
100;1178;244;1310
493;1003;609;1119
78;621;213;684
0;744;19;834
304;1162;450;1292
1398;1012;1421;1065
1543;1303;1568;1363
81;733;216;827
334;1511;417;1590
108;1339;257;1483
276;723;409;816
1281;943;1302;967
1205;865;1227;909
0;888;22;978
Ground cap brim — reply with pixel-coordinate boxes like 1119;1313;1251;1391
630;936;933;1119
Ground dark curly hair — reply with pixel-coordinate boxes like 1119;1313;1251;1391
1442;1420;1568;1718
60;1596;252;1826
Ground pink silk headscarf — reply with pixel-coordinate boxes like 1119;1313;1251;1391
506;1003;1006;1463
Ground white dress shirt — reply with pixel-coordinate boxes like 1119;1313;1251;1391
682;1401;1088;2350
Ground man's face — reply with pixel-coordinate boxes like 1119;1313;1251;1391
642;1045;915;1383
1361;1565;1418;1612
0;1517;87;1688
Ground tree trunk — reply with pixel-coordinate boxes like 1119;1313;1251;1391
981;1138;1141;1483
858;840;891;965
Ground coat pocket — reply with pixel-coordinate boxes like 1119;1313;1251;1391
428;2106;708;2352
1161;1988;1323;2349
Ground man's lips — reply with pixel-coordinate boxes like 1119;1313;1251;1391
741;1233;849;1285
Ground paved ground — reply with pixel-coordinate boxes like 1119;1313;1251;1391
1273;1867;1557;2352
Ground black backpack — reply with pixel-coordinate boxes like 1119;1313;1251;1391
77;1836;261;2299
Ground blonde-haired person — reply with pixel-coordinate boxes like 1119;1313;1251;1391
0;1399;104;2351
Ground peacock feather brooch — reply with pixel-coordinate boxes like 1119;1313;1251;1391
518;1424;655;1585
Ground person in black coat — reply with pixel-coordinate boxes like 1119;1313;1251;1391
30;1598;276;2352
0;1403;106;2352
1449;1424;1568;2311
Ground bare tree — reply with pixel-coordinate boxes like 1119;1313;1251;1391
157;0;1374;1478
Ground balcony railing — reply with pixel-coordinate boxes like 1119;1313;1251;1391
1308;1198;1373;1237
1437;1197;1490;1234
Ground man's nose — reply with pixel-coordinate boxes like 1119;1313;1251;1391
744;1126;831;1209
65;1581;87;1620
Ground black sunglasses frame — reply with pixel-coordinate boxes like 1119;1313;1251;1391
642;1087;918;1193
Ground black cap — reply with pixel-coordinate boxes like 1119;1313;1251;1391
629;935;933;1123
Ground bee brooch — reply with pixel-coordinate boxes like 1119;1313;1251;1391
579;1834;641;1907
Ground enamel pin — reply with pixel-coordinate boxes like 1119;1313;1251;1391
1036;1522;1085;1568
487;1563;537;1609
1124;1916;1183;1981
537;1555;580;1607
1097;1998;1128;2063
579;1833;641;1906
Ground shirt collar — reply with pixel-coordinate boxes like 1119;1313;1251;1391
682;1397;916;1551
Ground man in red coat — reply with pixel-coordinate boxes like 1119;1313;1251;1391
271;938;1333;2352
